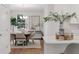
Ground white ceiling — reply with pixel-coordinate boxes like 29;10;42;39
3;4;47;12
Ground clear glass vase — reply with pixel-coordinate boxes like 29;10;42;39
59;21;64;35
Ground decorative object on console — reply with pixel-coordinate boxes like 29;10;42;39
56;33;73;40
44;11;77;35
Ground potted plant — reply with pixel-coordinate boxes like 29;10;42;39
10;17;17;31
44;12;77;35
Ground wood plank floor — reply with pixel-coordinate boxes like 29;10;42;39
11;40;44;54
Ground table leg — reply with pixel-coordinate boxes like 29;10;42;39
25;34;30;45
25;36;29;45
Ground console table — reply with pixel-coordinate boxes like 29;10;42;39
43;35;79;54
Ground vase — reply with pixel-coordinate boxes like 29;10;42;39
59;21;64;35
11;25;14;32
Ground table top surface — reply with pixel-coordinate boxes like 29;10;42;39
10;32;31;34
43;35;79;44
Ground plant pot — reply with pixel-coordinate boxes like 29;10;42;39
11;25;14;32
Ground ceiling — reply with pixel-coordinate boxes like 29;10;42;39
3;4;47;12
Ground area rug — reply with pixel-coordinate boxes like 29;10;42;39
10;40;41;48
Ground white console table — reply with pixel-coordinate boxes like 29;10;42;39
43;35;79;54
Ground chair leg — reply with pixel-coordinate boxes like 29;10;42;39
25;40;28;45
24;41;26;46
32;39;34;44
15;41;17;46
13;40;15;45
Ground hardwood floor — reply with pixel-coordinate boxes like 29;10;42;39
11;40;44;54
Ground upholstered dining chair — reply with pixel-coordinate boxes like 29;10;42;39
14;33;26;46
29;31;35;44
64;43;79;54
29;31;43;44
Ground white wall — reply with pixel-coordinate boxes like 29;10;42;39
10;10;44;17
53;4;79;16
44;4;54;17
44;21;59;36
0;5;10;54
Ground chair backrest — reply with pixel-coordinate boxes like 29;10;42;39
15;33;26;39
64;43;79;54
30;31;35;38
30;31;43;39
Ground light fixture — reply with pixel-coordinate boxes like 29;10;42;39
20;16;23;19
23;16;28;19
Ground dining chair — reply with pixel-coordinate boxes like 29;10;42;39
29;31;35;44
64;43;79;54
29;31;43;44
14;33;26;46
